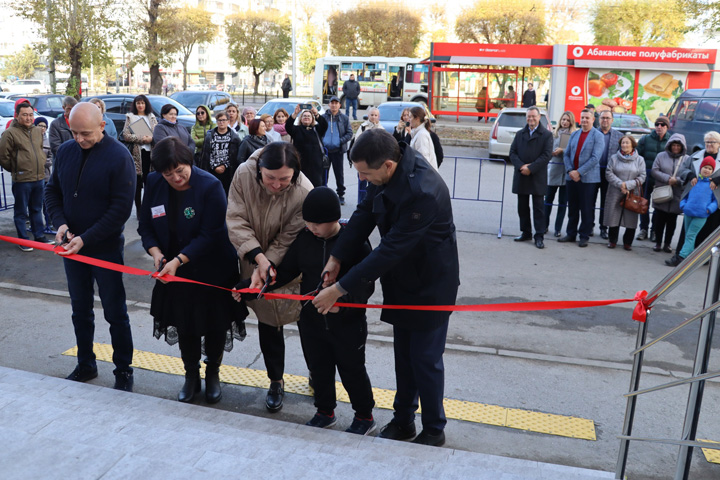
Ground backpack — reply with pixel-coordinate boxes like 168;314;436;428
429;130;444;167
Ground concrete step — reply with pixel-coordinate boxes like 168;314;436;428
0;366;614;480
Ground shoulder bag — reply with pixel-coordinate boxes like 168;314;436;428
313;129;330;170
652;157;683;204
623;183;648;214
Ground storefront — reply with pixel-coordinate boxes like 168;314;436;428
428;43;720;125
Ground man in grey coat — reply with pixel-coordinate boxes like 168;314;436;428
509;107;553;249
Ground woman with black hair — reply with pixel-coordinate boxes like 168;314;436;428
138;136;247;404
227;142;314;413
153;104;195;152
123;94;157;213
237;118;270;164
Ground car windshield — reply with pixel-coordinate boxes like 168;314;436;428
0;103;15;117
171;92;207;108
147;96;193;116
377;104;409;122
614;116;649;128
498;112;548;128
258;101;316;116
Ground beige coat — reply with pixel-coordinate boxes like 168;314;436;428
122;113;157;175
226;147;314;327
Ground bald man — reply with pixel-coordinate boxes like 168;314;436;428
45;102;137;391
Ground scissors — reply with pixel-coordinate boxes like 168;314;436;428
60;229;71;246
257;264;276;299
301;271;329;307
155;257;166;274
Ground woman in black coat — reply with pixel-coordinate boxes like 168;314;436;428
198;111;241;195
285;105;328;187
237;118;270;165
138;136;247;404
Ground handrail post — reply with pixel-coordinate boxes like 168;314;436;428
615;310;650;479
674;246;720;479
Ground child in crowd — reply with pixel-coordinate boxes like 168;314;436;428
676;156;719;263
253;187;376;434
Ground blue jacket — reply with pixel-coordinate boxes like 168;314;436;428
563;127;605;183
137;166;239;285
103;114;118;140
321;111;353;153
44;133;135;255
332;144;460;330
680;177;718;218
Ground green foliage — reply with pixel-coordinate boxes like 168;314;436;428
678;0;720;34
591;0;687;46
1;45;42;80
455;0;546;44
225;11;292;94
298;26;327;76
327;7;422;57
172;7;217;90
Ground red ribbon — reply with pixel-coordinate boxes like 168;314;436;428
1;235;650;320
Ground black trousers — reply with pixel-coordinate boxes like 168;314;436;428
595;172;609;228
653;210;678;247
566;180;598;240
177;330;226;371
258;322;285;381
328;151;345;198
517;193;546;238
297;316;374;418
608;226;636;246
392;320;449;432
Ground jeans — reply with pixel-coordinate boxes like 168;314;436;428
566;180;597;240
63;249;133;374
345;98;358;120
679;216;707;259
544;185;567;234
12;180;45;240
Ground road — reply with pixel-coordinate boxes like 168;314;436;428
1;146;719;479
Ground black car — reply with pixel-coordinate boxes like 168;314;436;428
170;90;233;114
81;94;196;136
8;94;65;117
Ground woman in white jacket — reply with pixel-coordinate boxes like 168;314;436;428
409;106;437;169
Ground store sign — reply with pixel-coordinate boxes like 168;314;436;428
568;45;716;64
432;42;553;60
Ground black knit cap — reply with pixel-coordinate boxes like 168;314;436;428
302;186;341;223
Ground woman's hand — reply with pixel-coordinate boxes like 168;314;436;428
156;257;181;284
254;253;276;285
293;104;301;117
711;181;717;190
149;247;165;271
669;177;678;186
142;135;152;144
552;148;563;156
215;165;226;174
620;182;628;195
311;107;319;117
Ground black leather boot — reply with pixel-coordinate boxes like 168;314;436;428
204;355;223;404
178;367;200;403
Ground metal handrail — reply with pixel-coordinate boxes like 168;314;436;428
615;227;720;480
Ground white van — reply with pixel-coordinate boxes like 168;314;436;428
7;79;49;94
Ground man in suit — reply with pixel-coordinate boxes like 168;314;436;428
595;110;624;239
560;109;605;247
509;107;553;249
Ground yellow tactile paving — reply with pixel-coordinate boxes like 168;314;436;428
63;343;596;440
699;439;720;464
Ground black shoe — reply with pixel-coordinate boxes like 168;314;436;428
205;366;222;404
600;228;608;240
411;429;446;447
650;231;657;242
345;416;377;435
557;235;575;243
554;231;561;237
535;238;544;249
178;370;201;403
578;238;589;247
266;381;284;412
513;233;532;242
66;365;98;383
306;411;337;429
338;196;345;206
379;420;416;441
665;255;684;267
113;372;134;392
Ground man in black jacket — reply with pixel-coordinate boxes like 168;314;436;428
313;129;460;447
521;83;536;108
281;74;292;98
342;74;360;120
509;106;553;248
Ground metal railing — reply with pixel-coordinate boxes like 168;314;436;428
1;168;11;211
616;226;720;479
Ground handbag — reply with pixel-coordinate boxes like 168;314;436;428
313;129;330;170
651;157;683;204
623;183;648;214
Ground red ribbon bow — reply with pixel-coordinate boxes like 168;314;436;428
632;290;649;322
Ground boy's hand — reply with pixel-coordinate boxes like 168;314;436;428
313;284;343;314
321;256;341;287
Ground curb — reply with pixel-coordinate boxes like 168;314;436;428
439;139;487;148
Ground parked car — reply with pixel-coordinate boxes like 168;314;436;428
6;79;49;94
666;88;720;153
81;94;195;136
366;101;435;134
611;113;651;140
169;90;233;115
488;107;550;159
7;94;65;118
0;98;52;135
256;98;325;118
186;84;209;91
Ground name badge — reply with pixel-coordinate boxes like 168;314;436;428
151;205;166;218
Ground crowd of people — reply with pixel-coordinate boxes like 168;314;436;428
510;106;719;265
0;93;454;446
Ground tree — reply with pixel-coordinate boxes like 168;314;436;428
137;0;178;94
544;0;584;45
172;7;216;91
1;45;42;80
10;0;117;97
678;0;720;35
298;26;327;76
591;0;687;47
327;7;421;57
417;5;449;59
225;11;292;94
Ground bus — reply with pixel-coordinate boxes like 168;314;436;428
312;56;428;107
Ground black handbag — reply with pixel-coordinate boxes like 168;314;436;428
313;130;330;170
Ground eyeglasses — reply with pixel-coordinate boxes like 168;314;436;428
196;111;206;115
216;118;228;122
706;141;718;145
655;122;667;127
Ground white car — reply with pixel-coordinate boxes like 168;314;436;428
5;79;49;95
0;99;53;135
488;107;550;159
256;98;325;118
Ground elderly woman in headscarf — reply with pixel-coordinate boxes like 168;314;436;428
285;104;328;187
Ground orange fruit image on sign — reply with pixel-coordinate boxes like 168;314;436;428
588;79;607;97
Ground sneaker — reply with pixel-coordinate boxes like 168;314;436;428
345;416;377;436
306;411;337;429
66;365;98;382
113;371;134;392
650;231;657;242
339;196;345;206
44;226;57;234
411;429;446;447
17;244;34;252
379;420;416;440
636;229;648;241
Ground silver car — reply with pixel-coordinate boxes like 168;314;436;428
488;108;550;159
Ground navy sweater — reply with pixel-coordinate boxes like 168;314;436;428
45;133;135;255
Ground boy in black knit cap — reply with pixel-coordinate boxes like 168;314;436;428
254;186;376;434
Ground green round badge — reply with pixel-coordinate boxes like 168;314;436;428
184;207;195;219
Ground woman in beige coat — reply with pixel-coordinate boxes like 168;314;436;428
122;94;158;214
227;142;313;412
